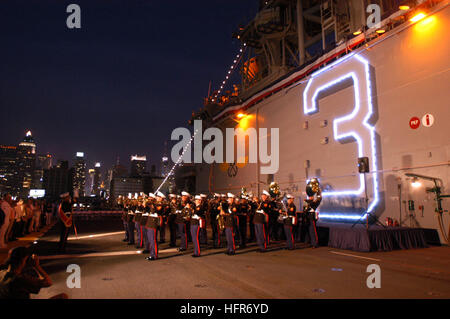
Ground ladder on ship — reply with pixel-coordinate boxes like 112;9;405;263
320;0;350;50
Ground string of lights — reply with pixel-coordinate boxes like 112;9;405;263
211;43;247;102
155;129;200;193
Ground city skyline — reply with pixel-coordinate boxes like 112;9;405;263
0;1;259;171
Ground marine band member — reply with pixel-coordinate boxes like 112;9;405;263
57;193;73;253
221;193;237;255
281;195;297;250
144;205;163;261
191;196;205;257
254;190;270;252
176;191;191;252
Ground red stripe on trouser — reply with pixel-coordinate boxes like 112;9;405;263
154;230;158;258
140;226;143;247
232;230;235;251
184;224;188;248
290;226;294;246
217;225;220;245
262;224;267;249
197;226;200;255
313;220;318;243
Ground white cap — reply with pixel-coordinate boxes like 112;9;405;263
214;193;220;197
194;195;202;200
200;194;207;198
286;194;294;199
181;191;190;197
221;194;226;197
169;194;176;198
60;192;70;198
156;191;166;198
262;190;270;196
227;193;235;198
148;193;156;198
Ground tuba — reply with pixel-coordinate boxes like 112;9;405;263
269;182;281;199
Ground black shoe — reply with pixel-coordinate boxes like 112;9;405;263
178;248;186;252
142;250;149;253
257;249;266;253
127;242;135;245
169;244;176;247
135;245;142;249
192;254;200;258
159;241;165;244
145;256;156;261
226;251;235;255
122;239;128;242
239;245;247;249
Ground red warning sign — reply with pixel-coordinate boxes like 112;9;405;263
409;117;420;129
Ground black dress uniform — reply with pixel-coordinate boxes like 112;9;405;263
175;200;190;251
304;198;320;248
208;199;221;248
190;204;203;257
261;199;274;244
168;199;178;247
126;206;136;245
248;200;257;242
283;202;297;250
121;209;129;242
237;201;249;248
194;203;207;246
222;202;237;255
253;203;269;252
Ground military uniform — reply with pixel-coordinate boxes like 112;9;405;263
303;199;319;248
222;199;237;255
175;199;190;251
253;202;269;252
208;198;221;248
141;204;152;253
283;201;297;250
126;207;136;245
145;210;162;261
154;201;168;243
168;197;178;247
121;210;129;242
57;198;73;253
134;205;144;248
237;200;249;248
260;199;274;245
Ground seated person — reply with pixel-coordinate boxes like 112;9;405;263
0;246;68;299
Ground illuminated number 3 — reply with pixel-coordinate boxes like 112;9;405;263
303;55;379;214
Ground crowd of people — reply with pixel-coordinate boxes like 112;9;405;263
0;193;57;249
118;180;322;261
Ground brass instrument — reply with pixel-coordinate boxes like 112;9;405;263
217;202;226;231
269;182;280;199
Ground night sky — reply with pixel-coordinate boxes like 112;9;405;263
0;0;258;173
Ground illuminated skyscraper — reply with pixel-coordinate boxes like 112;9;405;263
17;131;36;197
130;155;147;177
73;152;86;197
92;162;102;196
0;145;20;196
